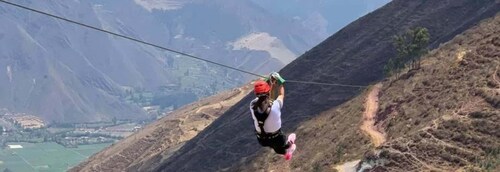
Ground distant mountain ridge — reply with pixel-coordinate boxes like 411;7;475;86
3;0;368;123
0;0;148;122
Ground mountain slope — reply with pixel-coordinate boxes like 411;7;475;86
142;0;499;171
249;13;500;172
93;0;323;71
0;0;325;122
71;84;252;171
0;0;148;122
357;14;500;171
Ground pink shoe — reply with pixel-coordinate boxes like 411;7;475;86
287;133;296;145
284;144;296;160
284;133;297;160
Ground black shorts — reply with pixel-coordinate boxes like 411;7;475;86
256;130;291;155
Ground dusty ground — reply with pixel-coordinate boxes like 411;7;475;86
335;83;385;172
335;160;361;172
360;83;385;147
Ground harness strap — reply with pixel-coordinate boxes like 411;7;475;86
252;100;274;138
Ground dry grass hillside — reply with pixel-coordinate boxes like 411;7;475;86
247;13;500;172
70;84;252;172
361;14;500;172
147;1;499;171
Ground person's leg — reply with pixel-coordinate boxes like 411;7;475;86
270;132;290;155
257;136;272;147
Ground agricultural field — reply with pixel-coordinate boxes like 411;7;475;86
0;142;110;172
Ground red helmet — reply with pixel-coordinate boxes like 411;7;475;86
254;80;270;95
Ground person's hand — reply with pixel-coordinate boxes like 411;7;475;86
270;76;277;84
269;72;285;84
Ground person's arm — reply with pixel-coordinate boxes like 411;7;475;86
276;84;284;109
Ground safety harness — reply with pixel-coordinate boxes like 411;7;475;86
252;101;280;139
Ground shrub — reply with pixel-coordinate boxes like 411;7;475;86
385;27;430;78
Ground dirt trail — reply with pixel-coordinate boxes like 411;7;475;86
334;84;386;172
195;87;247;114
335;160;361;172
360;83;385;147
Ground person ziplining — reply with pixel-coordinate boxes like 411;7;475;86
250;72;296;160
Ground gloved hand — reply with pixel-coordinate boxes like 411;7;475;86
268;72;285;84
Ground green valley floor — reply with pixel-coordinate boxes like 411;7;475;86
0;142;109;172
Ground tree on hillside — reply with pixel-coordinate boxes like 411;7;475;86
385;27;430;77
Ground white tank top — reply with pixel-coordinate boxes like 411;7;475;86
250;99;283;133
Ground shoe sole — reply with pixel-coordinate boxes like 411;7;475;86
285;144;296;160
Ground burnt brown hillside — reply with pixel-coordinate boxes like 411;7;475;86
358;14;500;172
145;0;499;171
244;12;500;172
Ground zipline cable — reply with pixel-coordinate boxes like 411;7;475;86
287;80;366;88
0;0;367;88
0;0;264;78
